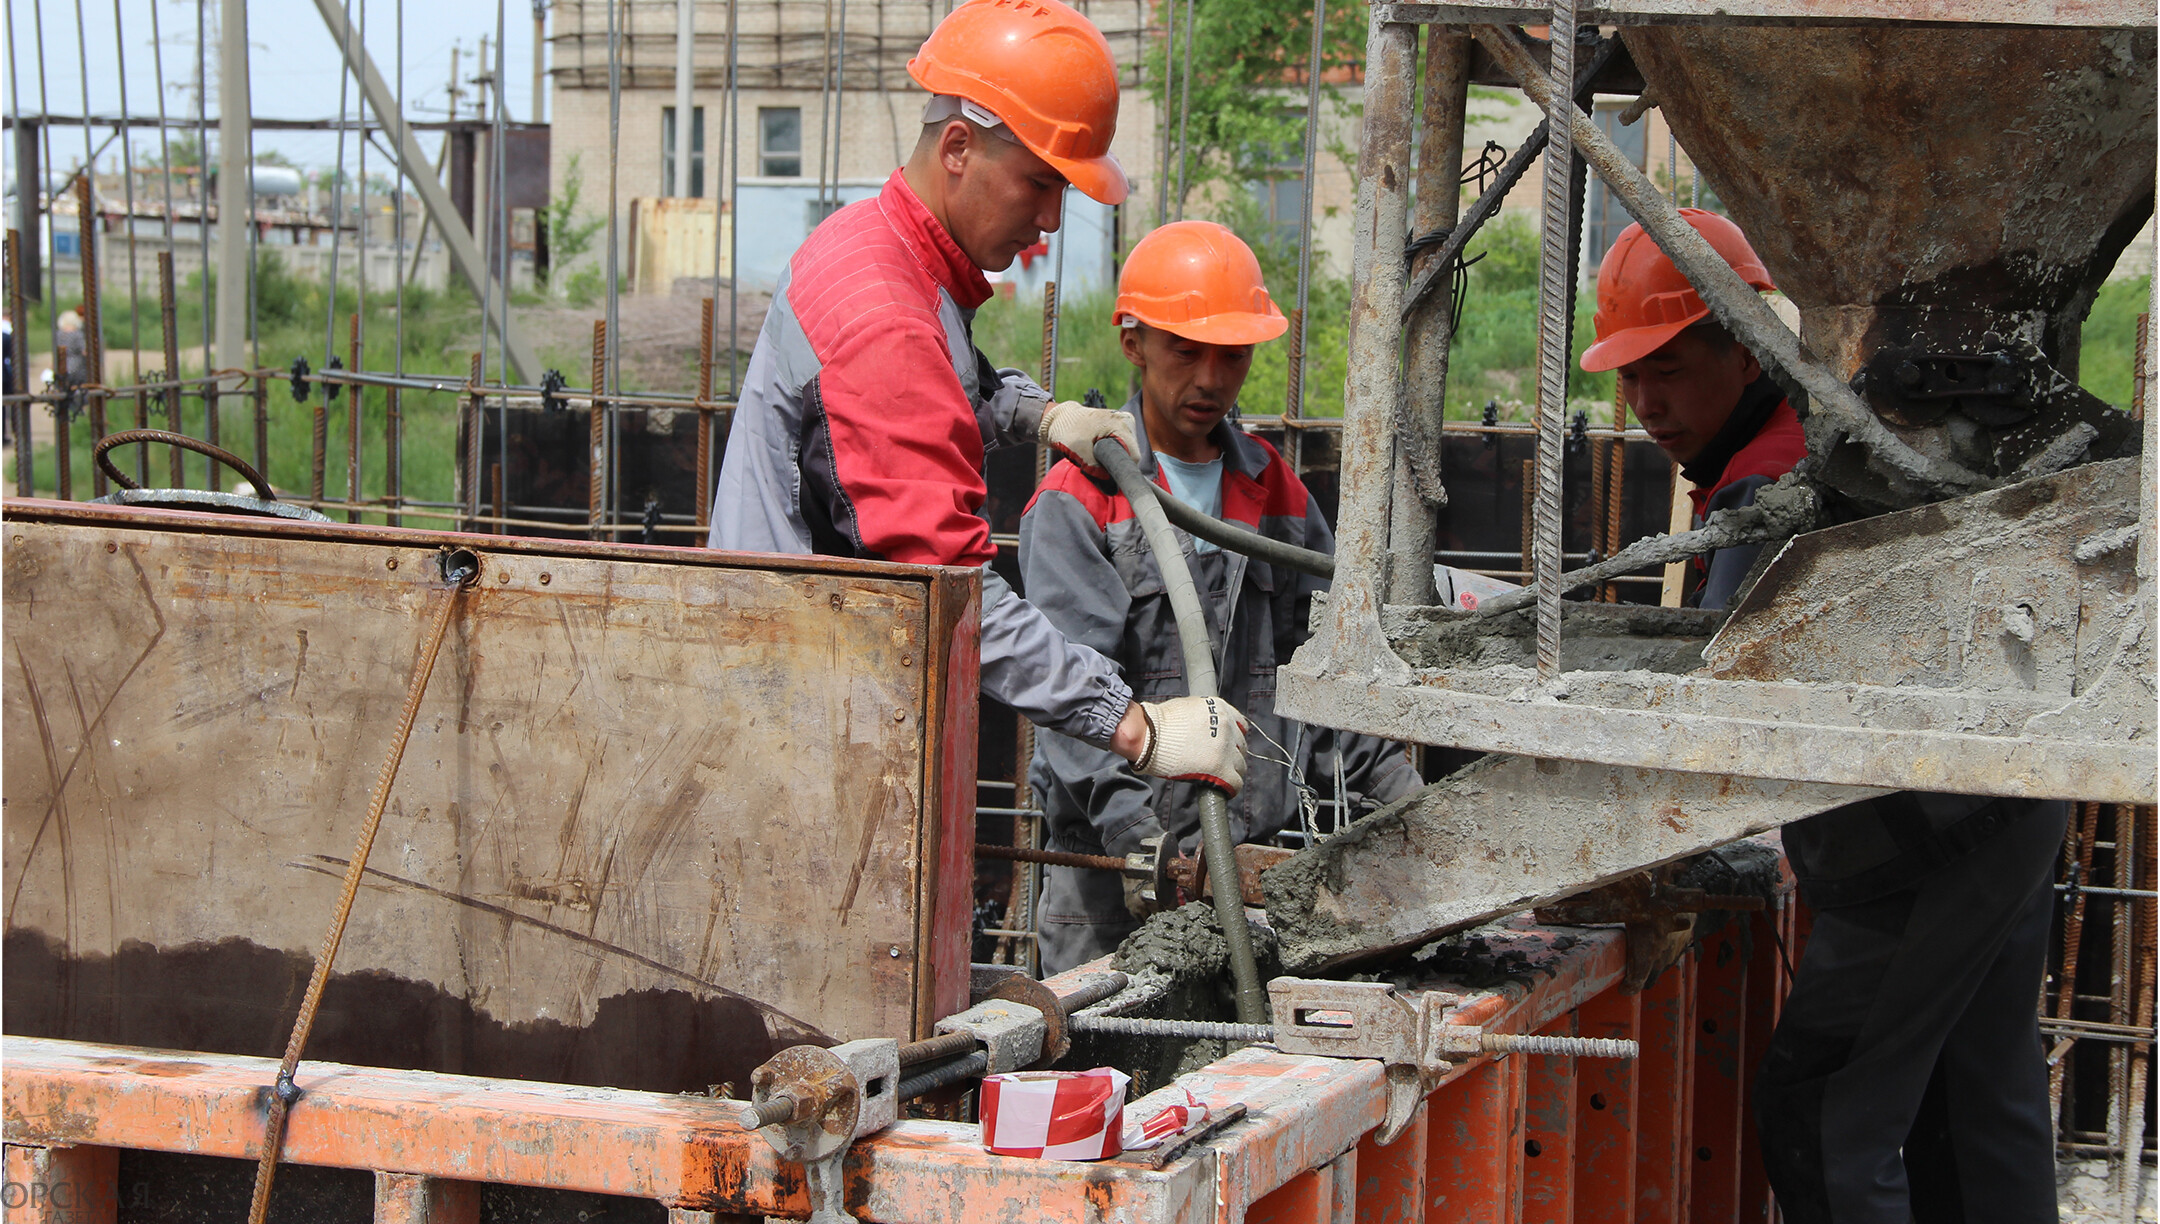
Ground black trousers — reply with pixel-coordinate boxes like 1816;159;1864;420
1755;800;2069;1224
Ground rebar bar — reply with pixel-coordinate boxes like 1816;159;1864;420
157;250;183;488
977;843;1126;873
2054;802;2104;1119
7;230;31;497
698;298;715;528
1287;0;1326;466
1070;1014;1274;1042
1529;6;1578;680
1482;1032;1637;1058
349;314;364;523
589;320;606;539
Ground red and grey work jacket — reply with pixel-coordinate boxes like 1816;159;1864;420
707;170;1130;745
1019;399;1420;862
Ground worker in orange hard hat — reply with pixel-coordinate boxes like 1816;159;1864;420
1580;208;1797;609
1583;212;2066;1224
712;0;1248;805
1018;222;1420;973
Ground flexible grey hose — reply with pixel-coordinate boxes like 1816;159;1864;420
1095;440;1269;1026
1146;480;1335;580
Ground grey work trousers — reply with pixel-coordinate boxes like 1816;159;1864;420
1754;799;2069;1224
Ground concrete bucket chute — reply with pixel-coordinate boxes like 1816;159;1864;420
1624;24;2155;511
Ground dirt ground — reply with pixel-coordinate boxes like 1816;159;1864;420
518;282;770;396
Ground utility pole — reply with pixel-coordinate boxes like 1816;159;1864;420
215;0;251;372
532;0;547;125
447;43;463;122
673;0;694;196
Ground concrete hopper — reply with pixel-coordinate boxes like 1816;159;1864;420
1625;25;2154;509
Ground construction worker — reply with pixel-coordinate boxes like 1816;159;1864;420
707;1;1248;798
1020;222;1422;974
1583;211;2067;1224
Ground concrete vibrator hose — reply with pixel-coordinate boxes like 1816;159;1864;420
1093;438;1270;1026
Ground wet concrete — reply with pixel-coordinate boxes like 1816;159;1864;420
2;930;818;1097
1385;602;1724;673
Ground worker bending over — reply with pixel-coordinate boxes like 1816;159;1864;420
708;0;1246;796
1583;211;2067;1224
1020;222;1422;974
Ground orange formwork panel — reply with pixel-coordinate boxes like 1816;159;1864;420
1690;929;1751;1224
1522;1014;1580;1224
3;908;1796;1224
1636;952;1699;1224
1574;989;1643;1224
1423;1053;1526;1224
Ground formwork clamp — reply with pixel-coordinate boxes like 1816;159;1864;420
742;1037;900;1224
1267;979;1636;1144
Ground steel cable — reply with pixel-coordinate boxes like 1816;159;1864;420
243;556;476;1224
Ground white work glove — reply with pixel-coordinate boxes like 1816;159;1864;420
1134;695;1249;795
1039;399;1139;478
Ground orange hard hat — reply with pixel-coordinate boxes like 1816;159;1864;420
907;0;1128;206
1114;221;1289;346
1579;208;1774;373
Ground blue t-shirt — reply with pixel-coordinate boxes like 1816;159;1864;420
1154;451;1224;553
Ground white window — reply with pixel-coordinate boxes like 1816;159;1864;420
759;107;802;178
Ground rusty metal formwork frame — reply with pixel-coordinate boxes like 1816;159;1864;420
1280;0;2158;808
0;903;1804;1224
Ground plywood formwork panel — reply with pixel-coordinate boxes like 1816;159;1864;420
1;501;979;1096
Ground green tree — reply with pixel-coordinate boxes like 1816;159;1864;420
1146;0;1366;218
543;153;607;297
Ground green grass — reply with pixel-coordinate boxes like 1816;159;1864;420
2079;275;2151;410
21;252;486;520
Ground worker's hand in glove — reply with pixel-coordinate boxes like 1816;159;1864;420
1134;695;1249;795
1039;399;1139;477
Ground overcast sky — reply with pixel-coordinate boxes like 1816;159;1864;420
8;0;541;180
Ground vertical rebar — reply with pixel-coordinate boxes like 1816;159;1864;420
726;0;740;395
252;375;270;493
589;320;606;539
697;297;715;527
1288;0;1327;459
385;385;402;525
348;313;363;523
1172;0;1194;220
466;351;484;530
1283;306;1306;468
202;381;219;494
2053;803;2103;1128
311;398;328;509
1530;3;1579;679
7;229;31;497
110;0;144;405
1040;281;1059;391
1601;396;1628;600
133;387;149;487
604;0;621;412
2119;804;2155;1223
2108;803;2141;1204
1520;457;1535;581
158;250;182;489
1154;0;1173;226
